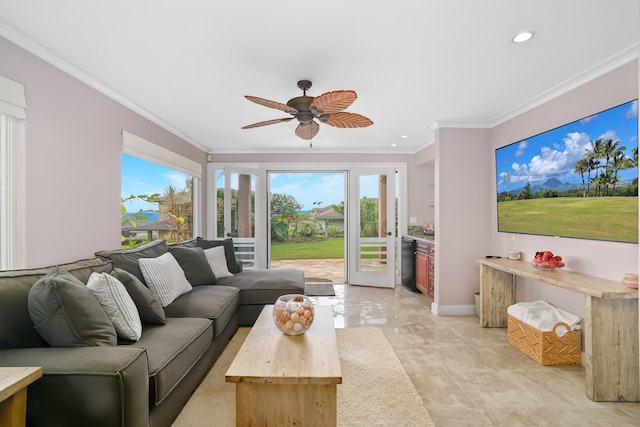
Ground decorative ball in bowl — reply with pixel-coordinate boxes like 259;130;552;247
622;273;638;289
273;294;315;335
532;250;565;271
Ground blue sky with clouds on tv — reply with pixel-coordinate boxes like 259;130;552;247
496;99;638;193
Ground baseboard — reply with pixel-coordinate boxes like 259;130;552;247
431;303;477;316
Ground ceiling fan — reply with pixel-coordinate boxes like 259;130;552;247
241;80;373;142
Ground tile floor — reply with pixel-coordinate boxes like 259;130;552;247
309;283;640;427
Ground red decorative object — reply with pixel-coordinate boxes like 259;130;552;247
532;250;565;271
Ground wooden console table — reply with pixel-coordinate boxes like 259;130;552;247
0;367;42;426
474;257;638;402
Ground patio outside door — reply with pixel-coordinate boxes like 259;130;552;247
347;168;397;288
209;166;266;270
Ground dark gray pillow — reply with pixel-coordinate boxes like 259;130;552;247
27;267;117;347
168;246;217;285
96;239;168;283
110;268;166;324
167;238;197;249
196;237;238;273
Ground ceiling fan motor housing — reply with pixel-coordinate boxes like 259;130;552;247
287;96;315;124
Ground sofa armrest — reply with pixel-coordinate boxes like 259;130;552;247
0;346;149;427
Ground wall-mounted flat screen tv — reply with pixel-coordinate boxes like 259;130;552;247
496;99;638;243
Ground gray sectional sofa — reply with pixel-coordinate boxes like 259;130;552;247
0;238;305;427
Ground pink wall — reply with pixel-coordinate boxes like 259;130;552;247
433;127;493;310
420;60;638;317
0;36;208;267
488;60;639;318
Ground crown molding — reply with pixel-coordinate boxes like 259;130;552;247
489;43;639;127
429;44;638;134
0;20;209;152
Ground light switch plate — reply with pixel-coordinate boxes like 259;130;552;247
409;217;417;224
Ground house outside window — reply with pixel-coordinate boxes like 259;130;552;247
121;131;201;247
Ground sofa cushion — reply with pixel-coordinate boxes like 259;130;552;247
168;246;217;285
110;268;166;325
95;239;168;284
196;237;238;273
163;285;240;337
28;267;117;347
132;317;213;406
0;257;113;349
203;246;233;278
167;238;197;249
139;253;193;307
216;269;305;305
87;272;142;341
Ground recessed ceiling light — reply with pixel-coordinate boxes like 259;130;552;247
512;31;534;43
391;143;398;147
401;135;409;138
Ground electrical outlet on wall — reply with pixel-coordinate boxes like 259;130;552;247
510;233;516;241
409;217;417;225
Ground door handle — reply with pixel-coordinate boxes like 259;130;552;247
226;233;231;237
386;232;392;236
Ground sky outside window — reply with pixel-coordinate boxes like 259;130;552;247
121;154;190;213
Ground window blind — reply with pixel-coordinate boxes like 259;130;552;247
0;74;26;119
122;130;202;179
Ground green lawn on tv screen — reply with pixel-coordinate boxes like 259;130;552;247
497;197;638;243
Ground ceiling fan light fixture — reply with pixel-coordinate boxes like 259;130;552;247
242;80;372;141
512;31;534;44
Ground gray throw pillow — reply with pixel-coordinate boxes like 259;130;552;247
196;237;238;273
110;268;166;324
27;267;117;347
95;239;168;283
168;246;217;285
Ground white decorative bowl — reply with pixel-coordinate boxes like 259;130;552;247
272;294;315;335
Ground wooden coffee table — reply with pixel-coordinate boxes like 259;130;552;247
226;304;342;426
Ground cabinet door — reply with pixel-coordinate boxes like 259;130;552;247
415;244;429;295
427;246;435;299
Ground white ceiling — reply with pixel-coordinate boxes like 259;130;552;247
0;1;638;154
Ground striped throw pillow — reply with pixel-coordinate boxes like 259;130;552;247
139;252;193;307
87;272;142;341
204;246;234;278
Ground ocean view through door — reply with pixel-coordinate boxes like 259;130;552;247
269;172;346;283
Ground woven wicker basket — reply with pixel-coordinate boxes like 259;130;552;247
507;315;581;365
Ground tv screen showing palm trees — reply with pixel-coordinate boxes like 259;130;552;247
496;99;638;243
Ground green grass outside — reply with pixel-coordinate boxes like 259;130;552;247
271;237;345;260
497;197;638;242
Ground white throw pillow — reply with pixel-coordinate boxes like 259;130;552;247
87;272;143;341
139;252;193;307
204;246;234;278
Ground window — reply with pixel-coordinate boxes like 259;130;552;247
121;131;201;247
0;74;26;270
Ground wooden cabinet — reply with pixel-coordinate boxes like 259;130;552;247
415;241;434;300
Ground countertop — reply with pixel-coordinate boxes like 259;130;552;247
403;232;435;244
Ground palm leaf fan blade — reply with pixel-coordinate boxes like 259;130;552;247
310;90;357;115
325;112;373;128
241;117;293;129
295;121;320;140
244;96;298;114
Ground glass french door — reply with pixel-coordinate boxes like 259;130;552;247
208;166;266;270
347;168;397;287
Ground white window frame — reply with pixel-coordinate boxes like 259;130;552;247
0;74;27;270
121;131;203;238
